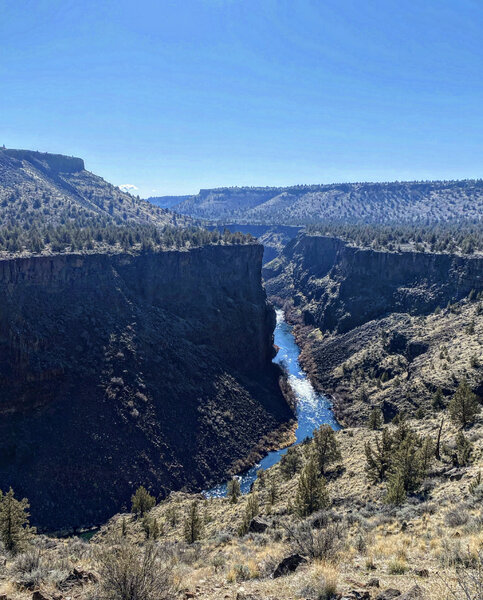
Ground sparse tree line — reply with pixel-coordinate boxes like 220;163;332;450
0;223;254;256
365;380;481;505
306;221;483;254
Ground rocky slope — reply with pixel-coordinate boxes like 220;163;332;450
0;243;294;531
0;148;187;232
265;233;483;333
170;180;483;224
264;233;482;426
292;301;482;426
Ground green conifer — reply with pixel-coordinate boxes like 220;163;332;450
295;456;330;517
183;501;204;544
0;488;35;554
312;425;341;474
449;381;480;428
227;478;241;504
131;486;156;517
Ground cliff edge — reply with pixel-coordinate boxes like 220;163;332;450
265;233;483;333
0;243;293;530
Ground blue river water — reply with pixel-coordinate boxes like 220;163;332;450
205;310;340;498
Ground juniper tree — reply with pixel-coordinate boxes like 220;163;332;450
389;436;424;495
392;419;412;445
280;446;303;480
312;425;341;475
295;456;330;517
238;493;259;536
227;478;241;504
143;516;160;540
165;505;178;528
131;486;156;517
418;436;435;474
385;471;407;505
268;479;278;506
368;408;383;430
0;488;35;554
365;428;393;483
183;501;204;544
449;381;480;428
455;431;473;466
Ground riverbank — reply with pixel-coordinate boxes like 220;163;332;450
277;295;483;427
205;310;339;498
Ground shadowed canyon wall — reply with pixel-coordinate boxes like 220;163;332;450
0;244;293;531
264;234;483;332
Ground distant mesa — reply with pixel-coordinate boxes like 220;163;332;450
3;148;85;173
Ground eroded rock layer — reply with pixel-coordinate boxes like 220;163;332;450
0;244;293;531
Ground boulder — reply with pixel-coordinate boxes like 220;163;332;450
367;578;380;587
400;586;424;599
415;568;429;578
273;553;307;577
443;468;467;481
248;517;269;533
376;590;401;600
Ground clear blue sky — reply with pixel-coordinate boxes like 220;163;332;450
1;0;482;196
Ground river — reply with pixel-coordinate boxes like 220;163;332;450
205;309;340;498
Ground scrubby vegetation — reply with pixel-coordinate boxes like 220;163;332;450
0;395;481;600
306;221;483;255
173;179;483;226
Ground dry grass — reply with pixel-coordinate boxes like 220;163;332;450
0;410;481;599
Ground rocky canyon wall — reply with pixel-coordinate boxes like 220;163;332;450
264;234;483;332
0;244;293;530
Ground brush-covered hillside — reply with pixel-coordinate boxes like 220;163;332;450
170;180;483;225
0;397;481;600
0;148;195;256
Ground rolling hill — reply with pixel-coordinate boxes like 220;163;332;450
168;180;483;225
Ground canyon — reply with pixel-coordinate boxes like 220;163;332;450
0;150;296;531
263;232;482;427
264;233;483;333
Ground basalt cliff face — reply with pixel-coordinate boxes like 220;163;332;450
265;234;483;333
0;243;293;531
264;234;482;426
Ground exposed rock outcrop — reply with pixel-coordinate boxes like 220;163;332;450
0;244;293;530
265;234;483;333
